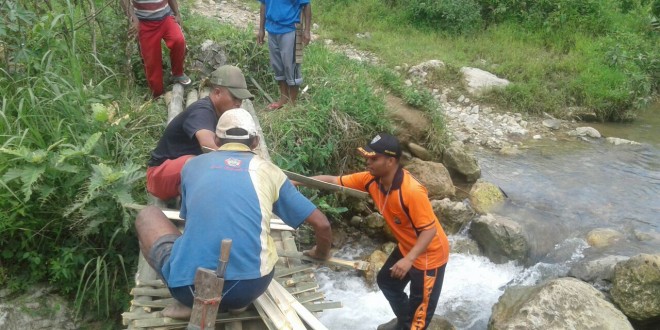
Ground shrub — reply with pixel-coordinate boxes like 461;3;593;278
408;0;483;34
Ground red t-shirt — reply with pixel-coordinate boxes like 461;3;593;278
338;168;450;269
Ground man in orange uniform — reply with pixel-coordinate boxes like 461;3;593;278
312;133;449;330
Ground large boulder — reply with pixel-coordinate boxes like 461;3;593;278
586;228;623;248
364;250;388;286
569;255;629;283
489;277;633;330
460;67;511;96
431;198;474;234
451;236;481;255
428;315;456;330
407;142;432;161
468;179;506;214
405;158;455;198
442;144;481;182
610;254;660;324
0;286;77;330
470;214;528;264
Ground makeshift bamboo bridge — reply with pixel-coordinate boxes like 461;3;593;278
121;83;348;330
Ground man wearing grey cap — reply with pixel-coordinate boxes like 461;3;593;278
136;108;332;319
146;65;254;201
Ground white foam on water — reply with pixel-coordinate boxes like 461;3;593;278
316;270;395;330
436;253;522;329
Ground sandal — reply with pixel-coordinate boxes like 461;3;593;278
172;74;192;86
266;102;285;111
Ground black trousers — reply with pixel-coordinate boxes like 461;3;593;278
376;247;447;330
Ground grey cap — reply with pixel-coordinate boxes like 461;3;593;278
208;65;254;100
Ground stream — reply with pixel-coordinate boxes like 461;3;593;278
315;104;660;329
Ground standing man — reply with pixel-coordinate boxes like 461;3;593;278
136;108;332;319
147;65;254;200
311;133;450;330
124;0;191;98
257;0;311;110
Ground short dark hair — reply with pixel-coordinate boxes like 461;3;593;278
218;128;255;146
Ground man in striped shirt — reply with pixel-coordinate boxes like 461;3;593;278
123;0;191;98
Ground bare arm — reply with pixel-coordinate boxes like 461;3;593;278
121;0;139;35
390;227;437;279
194;129;219;150
168;0;182;24
301;4;312;45
303;209;332;260
257;4;266;45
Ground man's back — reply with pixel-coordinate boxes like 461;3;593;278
162;144;314;286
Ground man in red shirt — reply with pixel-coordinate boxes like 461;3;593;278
312;133;450;330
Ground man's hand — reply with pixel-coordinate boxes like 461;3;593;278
174;13;183;26
302;29;311;46
303;245;331;260
257;30;265;45
390;258;413;280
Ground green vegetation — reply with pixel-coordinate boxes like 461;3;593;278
315;0;659;120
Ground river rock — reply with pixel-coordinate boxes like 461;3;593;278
408;142;432;161
542;119;561;130
586;228;623;248
470;213;528;264
451;236;481;255
610;254;660;323
0;286;77;330
405;158;455;198
365;213;385;229
460;67;511;96
606;137;641;146
332;227;349;247
409;60;445;80
428;315;456;330
468;179;506;214
489;277;633;330
569;255;629;282
569;126;601;138
442;144;481;182
499;145;522;156
431;198;474;234
634;229;660;242
382;242;397;255
364;250;388;286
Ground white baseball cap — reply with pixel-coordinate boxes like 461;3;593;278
216;108;257;139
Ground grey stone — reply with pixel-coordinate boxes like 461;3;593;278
0;286;77;330
542;119;561;130
468;180;505;214
365;213;385;229
586;228;623;248
431;198;474;234
470;213;528;264
610;254;660;323
489;278;633;330
569;255;629;282
405;158;455;198
442;145;481;182
451;237;481;255
606;137;640;145
460;67;511;96
350;215;363;227
570;126;601;138
428;315;456;330
408;142;432;161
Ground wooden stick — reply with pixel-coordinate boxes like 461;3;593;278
265;283;306;330
282;170;369;199
130;311;260;328
168;83;184;125
302;301;342;312
271;282;328;330
249;76;274;104
277;250;371;271
274;265;315;278
131;287;171;298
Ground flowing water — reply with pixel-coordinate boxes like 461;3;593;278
316;104;660;329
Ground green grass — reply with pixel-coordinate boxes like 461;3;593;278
312;0;659;120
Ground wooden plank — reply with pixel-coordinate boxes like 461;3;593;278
276;272;315;287
130;311;261;328
264;283;306;330
271;282;328;330
296;292;324;304
131;287;171;298
302;301;342;312
287;282;318;295
274;265;314;278
136;279;165;288
131;298;176;309
254;292;291;330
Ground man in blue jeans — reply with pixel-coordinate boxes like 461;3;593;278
135;108;332;319
257;0;311;110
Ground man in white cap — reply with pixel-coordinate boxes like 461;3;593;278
135;108;332;319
